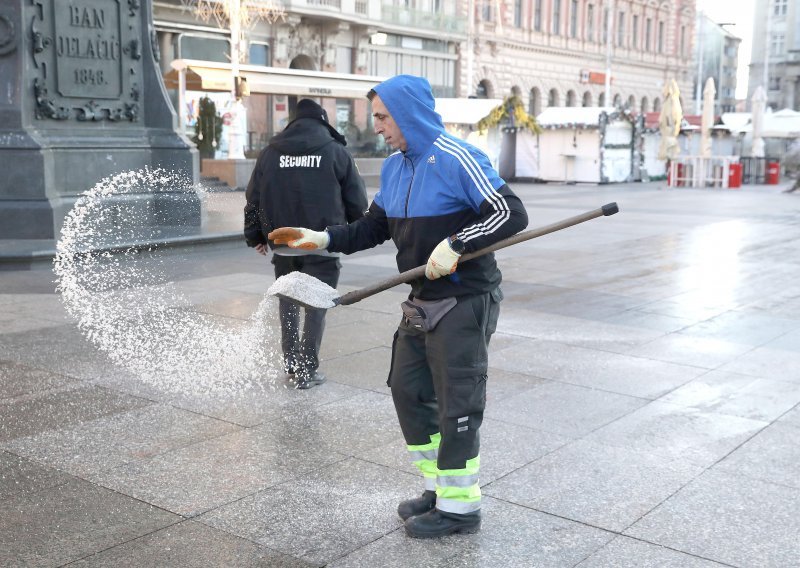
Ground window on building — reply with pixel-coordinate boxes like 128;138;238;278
587;5;594;41
535;0;542;31
570;0;578;38
769;76;781;91
180;34;229;62
632;15;639;48
774;0;787;16
553;0;561;35
771;32;785;55
249;42;270;66
566;90;577;106
680;25;686;56
335;46;353;73
482;1;492;22
548;88;559;106
514;0;523;27
658;21;664;53
530;87;542;115
645;18;652;51
432;0;441;12
617;12;625;46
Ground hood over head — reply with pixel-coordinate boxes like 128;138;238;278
372;75;444;158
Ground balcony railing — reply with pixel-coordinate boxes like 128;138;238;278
380;5;465;34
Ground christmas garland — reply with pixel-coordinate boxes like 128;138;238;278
477;95;541;134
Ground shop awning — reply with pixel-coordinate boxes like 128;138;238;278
434;98;503;125
164;59;386;99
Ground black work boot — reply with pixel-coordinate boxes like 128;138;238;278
404;508;481;538
397;490;436;521
294;370;327;390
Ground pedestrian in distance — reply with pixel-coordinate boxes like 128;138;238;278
269;75;528;536
244;98;368;389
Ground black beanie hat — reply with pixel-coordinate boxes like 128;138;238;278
288;99;347;145
294;99;328;122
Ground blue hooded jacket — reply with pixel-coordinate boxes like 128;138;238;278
327;75;528;300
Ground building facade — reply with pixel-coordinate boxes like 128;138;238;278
152;0;696;153
749;0;800;110
465;0;695;116
694;13;740;115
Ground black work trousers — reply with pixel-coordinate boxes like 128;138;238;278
271;254;340;376
388;289;501;472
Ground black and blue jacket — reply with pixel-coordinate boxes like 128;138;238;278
327;75;528;300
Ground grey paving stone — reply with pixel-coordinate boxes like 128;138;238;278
485;367;548;403
715;423;800;490
263;390;401;455
585;401;767;467
199;458;419;566
719;345;800;382
492;339;704;398
625;469;800;567
4;404;241;477
0;359;79;399
486;380;648;438
0;384;152;443
97;373;367;428
599;309;696;334
0;451;73;500
679;310;800;347
576;535;728;567
779;405;800;429
496;308;663;351
319;313;396;359
624;333;752;370
69;520;315;568
484;439;704;532
322;346;392;392
355;417;572;487
88;423;349;517
0;477;179;567
658;370;800;421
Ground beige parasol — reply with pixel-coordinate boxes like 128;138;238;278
700;77;716;158
751;86;766;158
658;79;683;160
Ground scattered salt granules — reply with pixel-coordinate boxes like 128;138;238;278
267;271;339;309
53;167;284;396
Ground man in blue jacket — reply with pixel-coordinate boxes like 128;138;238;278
269;76;528;537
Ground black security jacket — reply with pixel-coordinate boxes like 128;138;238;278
243;118;367;249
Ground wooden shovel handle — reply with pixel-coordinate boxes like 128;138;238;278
336;202;618;306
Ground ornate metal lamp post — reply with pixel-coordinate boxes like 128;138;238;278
180;0;285;159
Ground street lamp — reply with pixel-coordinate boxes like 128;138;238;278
180;0;285;159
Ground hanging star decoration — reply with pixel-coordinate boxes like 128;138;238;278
180;0;286;61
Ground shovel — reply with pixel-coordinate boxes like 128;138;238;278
271;202;619;309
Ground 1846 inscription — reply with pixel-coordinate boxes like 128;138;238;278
54;1;122;99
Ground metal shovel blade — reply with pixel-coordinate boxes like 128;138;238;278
269;203;619;309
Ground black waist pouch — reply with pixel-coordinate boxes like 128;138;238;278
400;297;457;332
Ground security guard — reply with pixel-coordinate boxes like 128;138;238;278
244;99;367;389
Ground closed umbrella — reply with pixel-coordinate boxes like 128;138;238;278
658;79;682;160
751;86;766;158
700;78;715;158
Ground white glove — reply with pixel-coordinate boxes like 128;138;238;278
425;237;461;280
268;227;330;250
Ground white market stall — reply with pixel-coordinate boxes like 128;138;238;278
536;107;639;183
434;98;503;167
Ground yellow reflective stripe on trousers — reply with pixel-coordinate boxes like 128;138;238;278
407;433;441;488
436;456;481;514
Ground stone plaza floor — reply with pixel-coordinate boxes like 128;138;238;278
2;180;800;567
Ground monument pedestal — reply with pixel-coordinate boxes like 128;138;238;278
0;0;198;241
